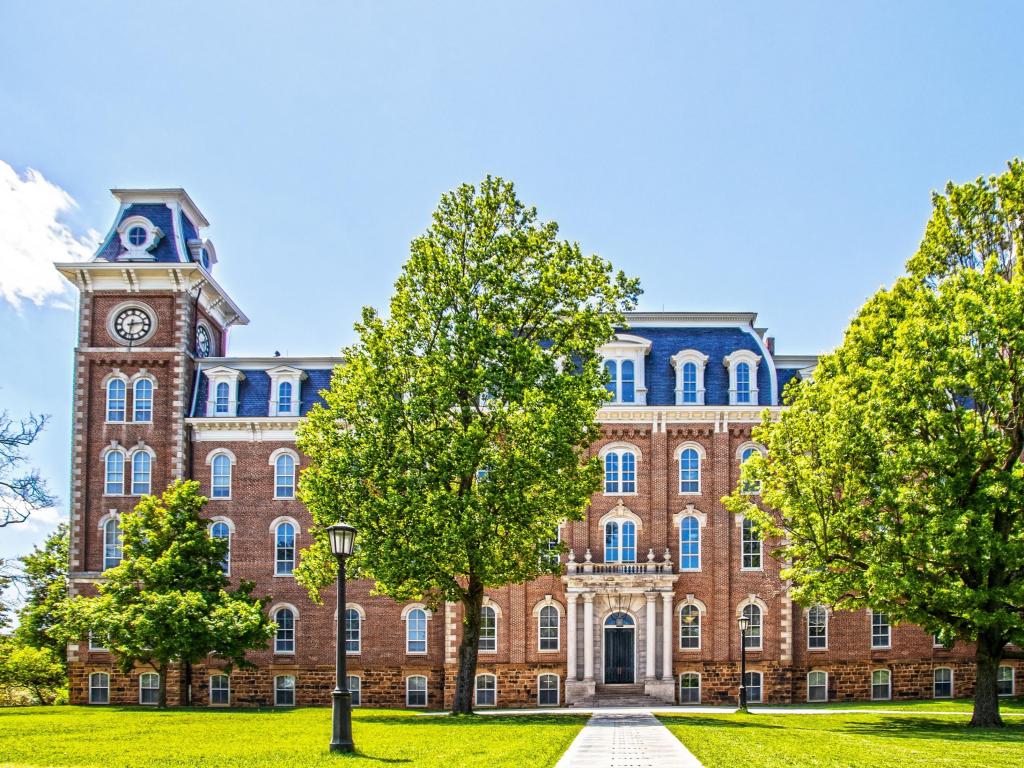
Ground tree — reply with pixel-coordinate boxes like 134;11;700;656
15;524;69;662
724;160;1024;728
0;412;55;527
0;641;65;705
297;176;640;713
68;480;275;708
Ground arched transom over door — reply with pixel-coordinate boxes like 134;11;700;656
603;612;635;684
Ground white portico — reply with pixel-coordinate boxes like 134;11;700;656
562;548;679;704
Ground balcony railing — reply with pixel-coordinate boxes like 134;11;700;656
564;548;673;575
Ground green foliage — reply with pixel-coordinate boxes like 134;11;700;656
15;523;69;662
0;640;66;705
0;411;56;527
67;481;275;706
724;160;1024;727
297;176;639;711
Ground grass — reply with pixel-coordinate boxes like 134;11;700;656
751;697;1024;713
659;711;1024;768
0;706;587;768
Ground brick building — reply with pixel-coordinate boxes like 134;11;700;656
58;188;1017;709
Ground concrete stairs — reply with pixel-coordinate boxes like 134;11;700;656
570;683;667;709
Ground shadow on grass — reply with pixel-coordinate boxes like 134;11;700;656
657;715;785;731
356;712;587;728
838;716;1024;744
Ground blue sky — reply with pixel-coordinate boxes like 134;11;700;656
1;1;1023;564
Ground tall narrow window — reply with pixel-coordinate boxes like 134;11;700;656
603;449;637;494
741;518;762;569
620;451;636;492
131;452;151;495
107;379;126;422
407;608;427;653
744;671;763;703
740;446;762;494
538;674;559;706
209;674;230;706
475;674;497;706
89;672;109;704
603;360;617;399
274;608;295;653
679;604;701;649
605;520;636;563
807;606;828;650
345;608;361;653
133;379;153;422
211;454;231;498
539;605;559;651
274;675;296;706
604;453;619;493
871;611;890;649
347;676;361;706
736;362;751;403
215;382;230;415
871;669;891;700
620;360;635;403
210;521;231;574
277;381;292;414
105;451;125;495
742;604;762;650
605;520;619;562
275;522;296;575
479;606;497;652
139;672;160;705
679;672;700;703
680;516;700;570
681;362;698;404
997;666;1015;696
275;454;295;499
406;675;427;707
933;668;953;698
807;671;827;702
102;518;122;570
679;448;700;493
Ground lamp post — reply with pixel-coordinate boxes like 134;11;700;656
737;614;749;712
327;522;357;753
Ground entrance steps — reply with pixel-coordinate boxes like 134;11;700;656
570;683;667;708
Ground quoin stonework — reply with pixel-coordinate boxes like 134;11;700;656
58;188;1019;709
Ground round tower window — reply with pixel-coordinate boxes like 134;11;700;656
127;226;148;247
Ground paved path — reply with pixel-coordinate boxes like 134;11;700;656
554;712;704;768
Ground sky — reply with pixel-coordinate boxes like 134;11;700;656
1;1;1023;569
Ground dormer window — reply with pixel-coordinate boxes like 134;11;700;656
723;350;761;406
215;383;230;414
204;367;244;418
116;216;163;260
671;350;709;405
599;334;652;406
267;366;306;417
278;382;292;413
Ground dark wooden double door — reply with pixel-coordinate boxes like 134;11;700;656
603;627;635;683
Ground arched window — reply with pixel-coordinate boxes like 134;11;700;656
274;675;295;706
345;608;361;654
741;517;762;569
479;606;497;652
274;454;295;499
602;446;638;494
211;454;232;499
139;672;160;705
210;521;231;575
744;670;763;703
871;669;891;700
406;675;427;707
681;362;698;404
277;381;292;414
347;675;361;706
131;451;151;496
605;612;635;627
807;670;827;702
742;604;762;650
538;673;559;706
274;607;295;653
933;668;953;699
620;360;635;403
89;672;109;704
604;520;636;563
475;673;497;707
133;379;153;422
740;446;762;494
808;606;827;650
105;451;125;495
102;518;122;570
680;516;700;570
407;608;427;653
215;382;230;415
679;672;700;704
209;674;230;706
736;362;751;403
679;448;700;494
679;604;701;649
106;379;126;422
275;522;296;575
539;605;559;651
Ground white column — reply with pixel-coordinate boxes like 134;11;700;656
645;592;657;680
583;593;595;682
566;593;578;682
661;591;674;680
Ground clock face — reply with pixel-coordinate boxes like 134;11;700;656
112;307;153;343
196;325;211;358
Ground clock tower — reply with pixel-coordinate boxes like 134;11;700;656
55;189;247;693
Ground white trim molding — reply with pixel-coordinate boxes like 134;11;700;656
267;366;307;417
204;366;245;418
723;349;761;406
671;350;709;405
599;334;652;405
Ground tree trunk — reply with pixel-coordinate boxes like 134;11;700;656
451;577;484;714
970;632;1004;728
157;663;169;709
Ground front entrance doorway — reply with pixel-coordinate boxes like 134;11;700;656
603;612;635;683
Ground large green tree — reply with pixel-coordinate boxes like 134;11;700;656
725;160;1024;727
15;523;69;662
69;481;275;708
297;176;639;713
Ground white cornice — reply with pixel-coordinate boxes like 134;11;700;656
111;188;210;228
622;311;759;327
201;356;342;368
773;355;820;368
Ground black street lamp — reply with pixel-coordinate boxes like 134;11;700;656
327;522;357;754
737;614;749;712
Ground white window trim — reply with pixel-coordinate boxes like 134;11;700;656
871;669;892;700
343;603;364;655
100;444;128;497
933;667;953;699
479;600;500;655
671;350;709;405
599;334;652;405
139;672;160;706
401;603;432;655
269;447;299;500
406;675;428;707
116;215;163;259
204;366;245;418
273;674;296;707
533;596;563;653
205;448;237;500
599;442;641;496
674;442;705;496
537;673;560;707
678;671;701;704
674;506;706;572
998;665;1016;697
129;372;157;423
723;349;761;405
737;596;767;652
208;517;234;577
736;442;766;496
270;603;299;656
127;444;156;496
678;596;706;651
807;605;829;651
807;670;828;703
347;674;361;706
267;366;306;417
209;673;230;707
103;371;129;423
744;670;763;703
89;672;110;705
870;609;891;650
474;673;498;708
270;517;300;577
738;514;764;571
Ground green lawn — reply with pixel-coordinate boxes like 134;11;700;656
752;697;1024;713
659;712;1024;768
0;707;587;768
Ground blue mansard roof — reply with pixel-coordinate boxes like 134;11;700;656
191;361;337;418
92;189;214;267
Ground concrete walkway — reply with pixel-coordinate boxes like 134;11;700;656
553;712;704;768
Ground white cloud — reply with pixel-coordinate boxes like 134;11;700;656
0;160;99;309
